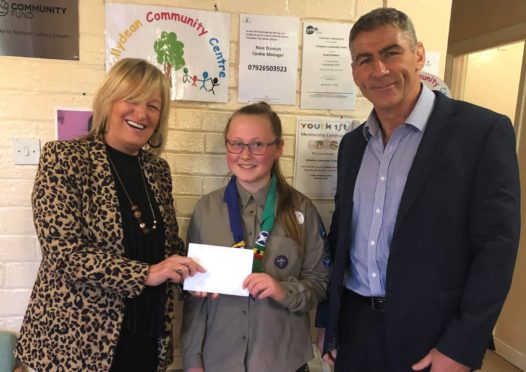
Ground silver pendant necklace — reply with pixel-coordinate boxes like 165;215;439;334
107;152;158;234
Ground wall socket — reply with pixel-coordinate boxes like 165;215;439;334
14;138;40;165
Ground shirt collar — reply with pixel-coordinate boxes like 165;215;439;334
362;84;436;140
236;179;271;209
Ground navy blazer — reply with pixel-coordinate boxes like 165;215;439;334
323;91;520;370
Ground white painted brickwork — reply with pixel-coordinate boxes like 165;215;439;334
0;0;451;370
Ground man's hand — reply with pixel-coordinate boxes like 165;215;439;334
412;348;470;372
322;349;337;366
317;327;338;366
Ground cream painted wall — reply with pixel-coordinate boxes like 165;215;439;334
0;0;452;368
391;0;451;79
463;41;524;122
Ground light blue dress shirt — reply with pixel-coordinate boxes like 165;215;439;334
345;85;436;297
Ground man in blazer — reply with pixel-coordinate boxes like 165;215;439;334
318;7;521;372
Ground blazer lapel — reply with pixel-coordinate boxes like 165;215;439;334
141;153;174;258
393;93;455;236
336;127;367;253
140;153;165;218
342;130;368;213
87;137;124;253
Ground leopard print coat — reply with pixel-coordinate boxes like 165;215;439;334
15;136;185;371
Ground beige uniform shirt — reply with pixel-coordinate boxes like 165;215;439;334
181;181;329;372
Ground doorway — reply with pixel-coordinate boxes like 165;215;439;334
446;37;526;371
461;41;524;124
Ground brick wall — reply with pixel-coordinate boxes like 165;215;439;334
0;0;452;368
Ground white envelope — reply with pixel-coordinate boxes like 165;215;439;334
183;243;254;297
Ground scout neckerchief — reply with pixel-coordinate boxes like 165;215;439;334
224;175;277;272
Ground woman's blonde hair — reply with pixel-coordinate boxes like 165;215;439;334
88;58;171;155
224;102;304;254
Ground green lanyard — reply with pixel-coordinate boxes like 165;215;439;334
224;175;277;272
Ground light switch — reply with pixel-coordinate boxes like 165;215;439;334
14;138;40;165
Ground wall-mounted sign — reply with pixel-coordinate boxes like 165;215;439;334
419;71;451;97
293;117;360;198
105;3;230;103
300;22;356;110
0;0;79;60
238;14;299;104
56;108;91;141
422;51;440;76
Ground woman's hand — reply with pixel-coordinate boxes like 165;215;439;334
243;273;285;301
145;256;205;286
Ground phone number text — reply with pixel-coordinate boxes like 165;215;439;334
247;65;288;72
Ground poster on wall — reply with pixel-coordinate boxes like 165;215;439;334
0;0;79;60
293;117;360;198
105;3;230;103
419;71;451;97
56;108;92;140
423;51;440;76
300;22;356;110
238;14;299;104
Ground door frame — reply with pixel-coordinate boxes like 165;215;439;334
445;21;526;144
445;21;526;371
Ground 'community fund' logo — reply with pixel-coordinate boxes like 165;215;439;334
0;1;67;18
0;0;9;16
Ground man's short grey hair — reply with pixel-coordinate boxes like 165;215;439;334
349;8;418;51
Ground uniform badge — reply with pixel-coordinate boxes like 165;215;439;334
294;211;305;225
274;255;288;269
319;226;327;240
256;231;270;246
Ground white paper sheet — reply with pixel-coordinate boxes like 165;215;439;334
300;22;356;110
238;14;299;104
293;117;359;198
183;243;254;296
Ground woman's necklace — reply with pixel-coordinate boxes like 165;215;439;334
107;152;158;234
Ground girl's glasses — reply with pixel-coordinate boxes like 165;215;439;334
225;139;281;155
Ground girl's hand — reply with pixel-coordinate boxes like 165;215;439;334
243;273;285;301
190;291;219;299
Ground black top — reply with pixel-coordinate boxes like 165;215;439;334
106;145;166;371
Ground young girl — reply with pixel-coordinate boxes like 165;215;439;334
181;102;329;372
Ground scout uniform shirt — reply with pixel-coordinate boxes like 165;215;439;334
181;180;329;372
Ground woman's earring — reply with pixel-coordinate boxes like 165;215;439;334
148;133;163;148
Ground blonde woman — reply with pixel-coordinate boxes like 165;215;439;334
15;58;203;372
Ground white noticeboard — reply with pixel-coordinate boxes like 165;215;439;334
238;14;299;104
293;118;360;199
105;3;230;103
301;22;356;110
423;51;440;76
